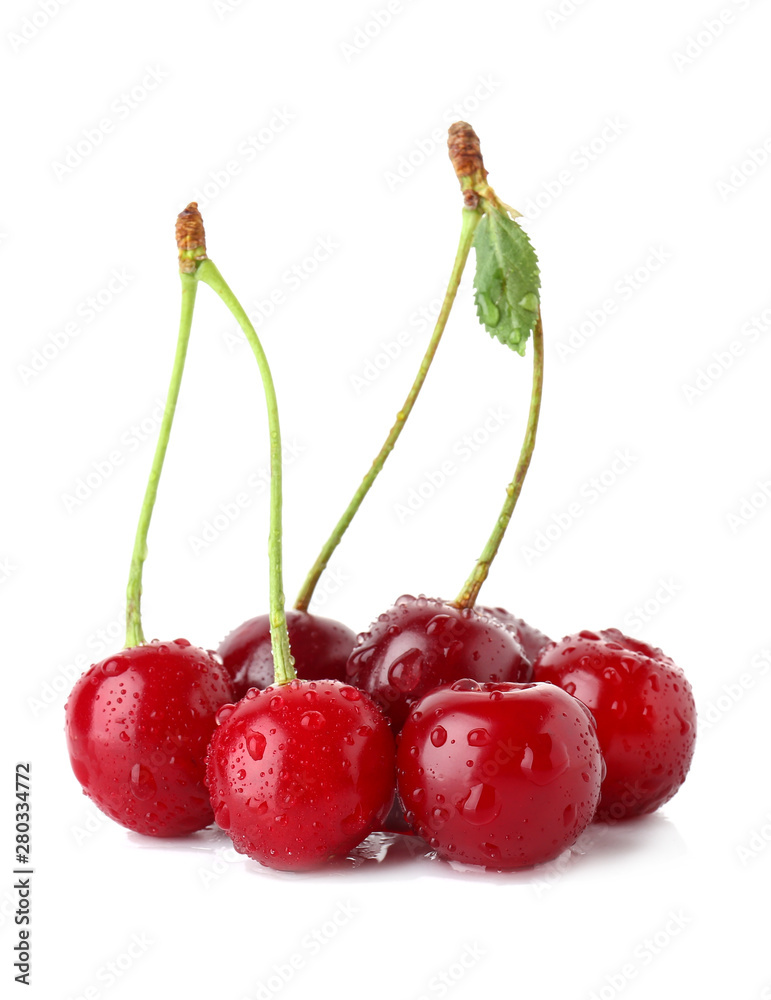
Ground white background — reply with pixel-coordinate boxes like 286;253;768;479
3;0;771;997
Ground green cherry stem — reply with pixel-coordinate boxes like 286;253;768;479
196;256;295;686
294;204;482;613
124;265;198;648
454;308;544;609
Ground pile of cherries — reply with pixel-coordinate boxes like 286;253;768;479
66;597;696;872
64;129;696;874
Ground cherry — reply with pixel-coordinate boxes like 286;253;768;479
65;639;234;837
533;629;696;822
346;595;532;731
191;212;402;871
480;606;553;665
205;678;395;870
65;208;238;838
219;610;356;699
397;679;603;869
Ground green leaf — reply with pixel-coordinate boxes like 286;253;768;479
472;208;540;356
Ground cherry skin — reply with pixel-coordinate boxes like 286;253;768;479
480;606;553;666
65;639;234;837
533;628;696;822
205;678;396;871
219;611;356;699
397;680;603;869
346;595;532;731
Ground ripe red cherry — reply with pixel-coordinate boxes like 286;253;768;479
533;629;696;822
480;607;553;664
346;595;532;731
205;678;396;871
397;680;603;869
219;611;356;699
65;639;234;837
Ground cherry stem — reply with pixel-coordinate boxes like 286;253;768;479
125;273;198;648
294;206;482;612
197;259;295;685
454;308;544;610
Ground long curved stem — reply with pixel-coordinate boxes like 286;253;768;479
197;259;295;685
454;309;544;609
294;206;482;612
125;274;198;648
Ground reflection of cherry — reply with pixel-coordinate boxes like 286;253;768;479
219;611;356;699
66;640;233;836
346;596;531;731
205;679;395;870
533;629;696;821
397;680;603;868
481;607;553;664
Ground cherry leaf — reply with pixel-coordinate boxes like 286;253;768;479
473;208;540;356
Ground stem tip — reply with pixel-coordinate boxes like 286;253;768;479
176;202;207;273
448;122;488;208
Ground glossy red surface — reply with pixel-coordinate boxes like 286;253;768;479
533;628;696;821
65;639;234;836
480;606;553;665
346;595;532;731
205;678;396;871
219;610;356;699
397;680;603;869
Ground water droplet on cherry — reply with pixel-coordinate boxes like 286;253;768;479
216;704;237;725
300;711;326;731
129;763;156;801
246;732;267;761
387;649;424;692
430;726;447;747
102;658;128;677
458;782;500;825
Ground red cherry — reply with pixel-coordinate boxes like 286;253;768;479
533;628;696;821
480;606;553;665
346;595;532;731
205;678;396;871
397;680;603;869
65;639;234;837
219;610;356;699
